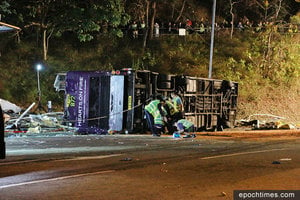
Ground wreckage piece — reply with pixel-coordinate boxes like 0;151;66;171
29;112;64;128
245;114;285;122
5;111;76;134
14;102;36;128
5;103;36;130
0;98;22;113
237;113;297;130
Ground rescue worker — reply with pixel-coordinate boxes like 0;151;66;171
144;95;167;137
173;119;196;138
163;98;181;134
170;93;184;120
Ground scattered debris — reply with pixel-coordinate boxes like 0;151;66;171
275;122;295;130
120;157;133;161
237;114;298;130
14;103;36;129
279;158;292;161
183;134;196;138
160;162;168;172
27;126;41;134
4;103;76;135
272;161;281;164
221;192;227;196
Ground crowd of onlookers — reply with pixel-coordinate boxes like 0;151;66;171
125;18;299;38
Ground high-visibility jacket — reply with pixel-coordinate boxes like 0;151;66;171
177;119;193;129
165;100;178;116
172;96;184;112
145;100;166;125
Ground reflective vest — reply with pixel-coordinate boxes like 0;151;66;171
145;100;166;125
166;100;178;116
172;96;183;112
145;100;159;114
177;119;193;129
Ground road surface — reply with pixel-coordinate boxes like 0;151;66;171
0;134;299;200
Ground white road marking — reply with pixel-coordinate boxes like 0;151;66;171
0;154;123;166
0;160;43;166
201;148;288;160
0;170;115;189
1;148;291;189
55;154;123;162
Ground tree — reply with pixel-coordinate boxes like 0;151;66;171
261;0;284;78
229;0;241;39
174;0;187;23
0;1;11;17
6;0;129;61
149;0;157;39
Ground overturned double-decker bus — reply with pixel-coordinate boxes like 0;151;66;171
54;69;238;134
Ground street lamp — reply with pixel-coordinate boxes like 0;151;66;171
208;0;216;79
36;64;43;112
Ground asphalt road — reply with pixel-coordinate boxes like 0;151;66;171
0;134;299;200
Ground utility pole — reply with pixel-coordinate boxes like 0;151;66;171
208;0;216;79
36;64;43;113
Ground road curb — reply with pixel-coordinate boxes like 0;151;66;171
196;129;300;137
4;129;300;138
5;131;75;138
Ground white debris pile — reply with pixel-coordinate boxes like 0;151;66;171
5;111;76;134
30;113;64;128
2;101;76;134
237;114;298;130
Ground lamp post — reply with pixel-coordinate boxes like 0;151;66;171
208;0;216;79
36;64;43;112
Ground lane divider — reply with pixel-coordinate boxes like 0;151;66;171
0;154;123;166
0;170;115;189
201;148;289;160
54;154;123;162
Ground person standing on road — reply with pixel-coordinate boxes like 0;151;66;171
173;119;196;138
144;95;167;136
